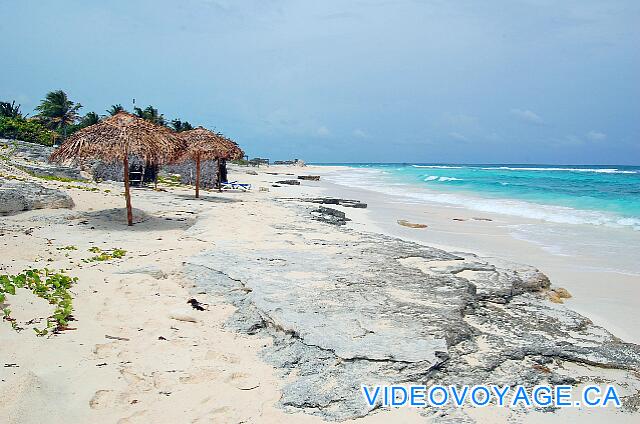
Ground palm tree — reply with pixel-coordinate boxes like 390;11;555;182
106;104;125;116
80;112;101;126
35;90;82;139
0;100;23;119
134;105;166;126
170;119;194;132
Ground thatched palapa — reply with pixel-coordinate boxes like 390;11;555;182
175;127;244;196
49;111;183;225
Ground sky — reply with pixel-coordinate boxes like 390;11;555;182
1;0;638;164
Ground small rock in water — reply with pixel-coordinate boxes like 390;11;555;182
548;287;572;304
297;175;320;181
397;219;428;229
472;217;493;221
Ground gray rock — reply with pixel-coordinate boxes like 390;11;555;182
311;206;350;226
183;205;640;421
116;265;168;279
0;178;74;215
276;180;301;185
0;139;83;180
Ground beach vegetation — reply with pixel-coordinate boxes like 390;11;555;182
171;119;194;132
106;104;125;116
157;175;184;187
34;90;82;140
56;245;77;251
65;184;100;192
0;268;77;335
0;100;24;119
0;116;58;146
83;247;127;262
66;111;102;136
134;105;166;126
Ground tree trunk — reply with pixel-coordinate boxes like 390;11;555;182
216;158;222;192
123;155;133;226
195;153;201;198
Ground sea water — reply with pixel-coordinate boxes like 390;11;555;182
315;163;640;274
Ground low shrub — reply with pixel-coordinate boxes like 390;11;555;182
0;116;58;146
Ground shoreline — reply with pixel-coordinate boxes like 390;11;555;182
289;164;640;345
1;158;640;423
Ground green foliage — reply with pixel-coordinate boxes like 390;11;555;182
0;269;77;335
0;100;23;119
106;104;125;116
66;111;102;136
134;105;166;126
157;175;183;187
83;247;127;262
56;245;77;251
65;184;100;192
0;116;58;146
171;119;194;132
34;90;82;139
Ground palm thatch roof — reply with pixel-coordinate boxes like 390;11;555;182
174;126;244;162
49;111;183;164
216;133;244;161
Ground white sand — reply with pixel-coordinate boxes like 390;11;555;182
1;164;638;423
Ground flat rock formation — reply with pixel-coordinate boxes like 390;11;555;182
0;178;74;214
185;201;640;421
0;138;83;180
283;197;368;208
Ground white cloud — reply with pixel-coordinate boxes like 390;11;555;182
316;126;330;137
510;109;544;125
586;130;606;141
448;132;468;141
353;129;368;138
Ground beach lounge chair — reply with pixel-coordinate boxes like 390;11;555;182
221;181;252;191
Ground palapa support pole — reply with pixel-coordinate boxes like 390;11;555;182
216;157;222;192
122;154;134;226
195;152;201;198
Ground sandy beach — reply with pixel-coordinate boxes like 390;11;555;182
2;152;640;423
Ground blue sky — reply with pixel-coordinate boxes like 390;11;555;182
1;0;638;164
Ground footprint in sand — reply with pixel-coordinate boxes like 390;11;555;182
224;371;260;390
204;350;239;364
179;368;223;384
89;389;115;410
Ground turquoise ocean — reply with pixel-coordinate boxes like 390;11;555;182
316;164;640;231
315;163;640;275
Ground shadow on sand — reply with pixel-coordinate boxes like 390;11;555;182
173;193;242;203
79;207;196;231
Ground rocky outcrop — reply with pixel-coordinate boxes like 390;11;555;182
311;206;350;226
0;178;74;214
184;203;640;421
0;139;83;180
283;197;367;208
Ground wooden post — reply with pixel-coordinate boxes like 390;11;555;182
123;155;133;226
216;157;222;192
195;153;201;198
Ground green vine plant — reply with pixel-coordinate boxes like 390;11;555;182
0;269;77;337
83;247;127;262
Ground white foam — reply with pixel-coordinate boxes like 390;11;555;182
483;167;637;174
324;169;640;231
410;164;637;174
